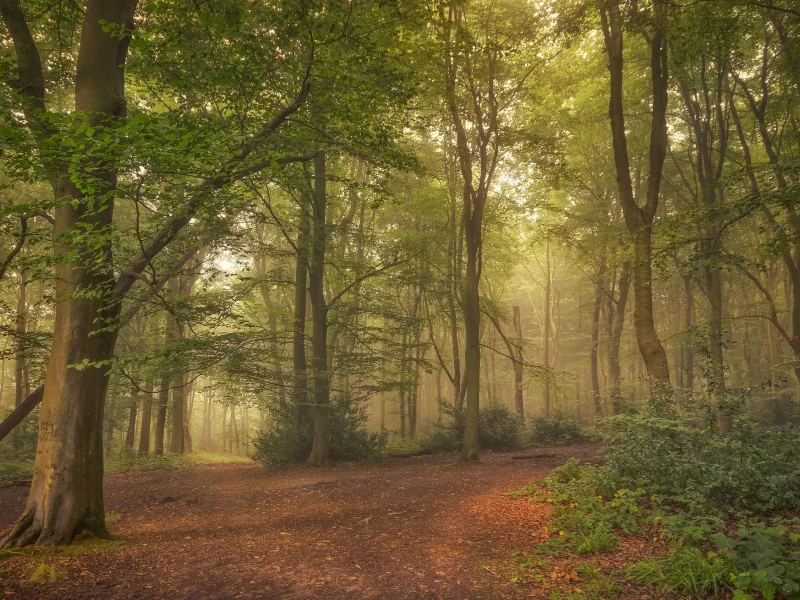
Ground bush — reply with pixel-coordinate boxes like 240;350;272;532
601;414;800;515
418;425;460;453
479;403;525;450
420;402;524;453
527;413;590;446
252;395;386;469
521;407;800;599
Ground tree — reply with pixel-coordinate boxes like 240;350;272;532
600;0;671;384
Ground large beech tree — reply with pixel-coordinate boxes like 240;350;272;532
0;0;315;546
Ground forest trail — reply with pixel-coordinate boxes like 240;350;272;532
0;445;600;599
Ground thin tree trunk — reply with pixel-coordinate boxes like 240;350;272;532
609;262;631;413
591;262;606;418
307;153;331;466
512;306;524;417
124;372;138;451
13;269;26;450
293;198;310;424
543;236;552;416
138;378;154;454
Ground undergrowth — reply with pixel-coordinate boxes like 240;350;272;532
516;406;800;599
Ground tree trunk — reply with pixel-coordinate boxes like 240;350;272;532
608;261;631;413
307;153;331;466
461;210;481;462
124;374;137;451
153;310;175;455
399;329;408;438
169;372;185;454
591;262;606;417
1;0;137;547
542;236;552;416
13;269;26;450
601;0;671;385
706;264;728;432
512;306;525;417
447;182;462;413
293;199;310;424
138;378;154;454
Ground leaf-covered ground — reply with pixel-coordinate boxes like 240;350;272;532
0;444;671;599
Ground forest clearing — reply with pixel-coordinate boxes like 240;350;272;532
1;0;800;598
0;445;659;600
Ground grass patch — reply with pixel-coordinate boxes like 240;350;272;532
105;451;251;474
624;546;729;598
0;451;252;482
0;538;128;562
27;562;67;583
384;438;424;455
0;460;33;481
105;511;122;524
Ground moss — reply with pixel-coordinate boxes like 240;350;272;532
0;538;128;562
27;562;66;583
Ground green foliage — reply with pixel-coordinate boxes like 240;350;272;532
418;425;460;453
576;526;617;555
252;396;387;469
526;459;646;555
625;546;730;598
601;414;800;515
479;403;525;450
528;413;592;446
419;402;525;453
524;412;800;599
713;523;800;600
625;524;800;600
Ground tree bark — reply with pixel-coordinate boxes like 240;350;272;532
601;0;670;384
512;306;525;417
307;153;331;466
138;378;154;454
124;372;138;451
608;262;631;413
542;236;552;416
591;261;606;417
13;269;26;449
1;0;137;547
169;372;185;454
293;198;310;424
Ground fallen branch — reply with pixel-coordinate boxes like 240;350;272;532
510;452;556;460
386;449;433;459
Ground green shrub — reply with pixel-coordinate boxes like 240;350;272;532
528;413;590;446
713;523;800;600
419;402;524;452
601;414;800;514
479;403;525;450
522;408;800;599
252;395;386;469
418;425;460;453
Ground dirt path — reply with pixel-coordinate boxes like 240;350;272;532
0;445;600;599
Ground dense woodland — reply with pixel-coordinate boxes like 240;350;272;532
0;0;799;597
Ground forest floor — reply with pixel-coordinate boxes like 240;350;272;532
0;444;673;599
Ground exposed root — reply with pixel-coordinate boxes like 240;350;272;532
1;507;38;548
1;505;109;548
